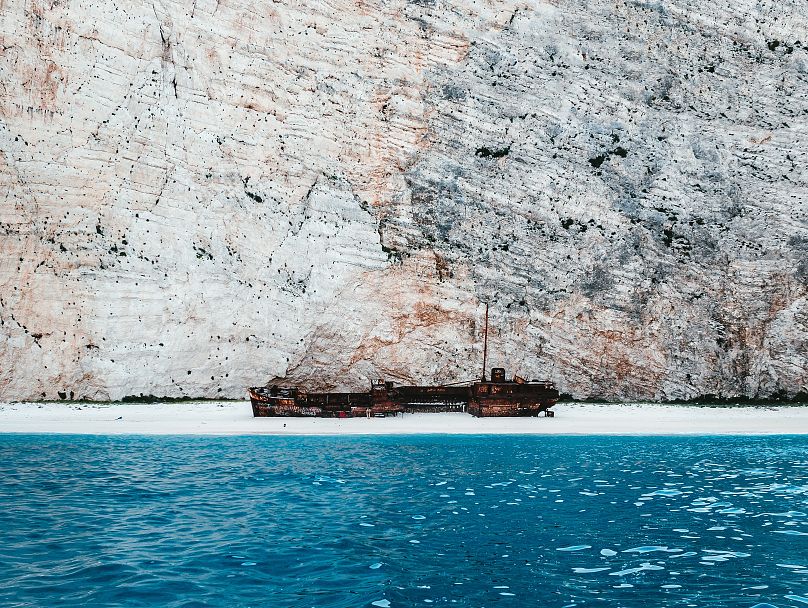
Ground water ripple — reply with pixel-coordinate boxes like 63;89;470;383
0;435;806;607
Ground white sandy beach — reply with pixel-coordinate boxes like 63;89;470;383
1;400;807;435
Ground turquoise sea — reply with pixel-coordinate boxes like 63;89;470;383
0;435;806;607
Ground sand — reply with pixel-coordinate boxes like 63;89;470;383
1;401;807;435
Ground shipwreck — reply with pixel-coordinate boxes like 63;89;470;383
248;304;559;418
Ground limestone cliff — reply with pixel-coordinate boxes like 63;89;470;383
1;0;806;401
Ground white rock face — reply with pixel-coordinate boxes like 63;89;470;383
0;0;806;400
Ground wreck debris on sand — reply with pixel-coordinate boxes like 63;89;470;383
248;304;558;418
249;369;559;418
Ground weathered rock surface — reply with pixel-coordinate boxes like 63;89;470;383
1;0;806;401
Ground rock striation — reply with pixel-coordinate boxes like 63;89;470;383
1;0;806;401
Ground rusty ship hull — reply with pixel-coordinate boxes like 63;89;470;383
249;368;558;419
248;384;403;418
467;369;557;417
249;304;558;419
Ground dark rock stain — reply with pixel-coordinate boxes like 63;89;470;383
475;145;510;158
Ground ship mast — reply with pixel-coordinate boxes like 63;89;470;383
481;302;489;381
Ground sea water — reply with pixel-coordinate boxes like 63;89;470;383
0;435;806;607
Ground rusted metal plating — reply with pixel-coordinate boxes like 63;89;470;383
248;369;558;418
248;304;558;419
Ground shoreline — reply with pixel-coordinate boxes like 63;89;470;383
21;396;808;406
1;401;807;436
